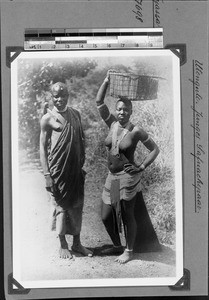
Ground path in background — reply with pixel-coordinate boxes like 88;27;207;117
17;160;176;283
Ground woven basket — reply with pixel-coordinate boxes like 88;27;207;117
109;72;159;101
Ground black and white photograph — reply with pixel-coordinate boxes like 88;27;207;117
11;49;183;288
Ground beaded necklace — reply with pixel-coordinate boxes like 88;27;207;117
111;121;133;155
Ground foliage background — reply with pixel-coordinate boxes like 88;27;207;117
17;53;177;245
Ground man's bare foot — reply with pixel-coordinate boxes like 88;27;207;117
114;249;133;264
72;244;93;257
58;235;73;259
59;248;73;259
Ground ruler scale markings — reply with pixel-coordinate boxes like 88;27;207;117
24;28;163;50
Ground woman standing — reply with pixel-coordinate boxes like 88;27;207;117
96;71;160;264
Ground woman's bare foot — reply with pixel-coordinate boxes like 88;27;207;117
114;249;133;264
59;248;73;259
72;244;93;257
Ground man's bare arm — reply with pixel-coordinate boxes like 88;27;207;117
40;116;54;190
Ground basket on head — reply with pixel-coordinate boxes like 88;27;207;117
109;71;159;101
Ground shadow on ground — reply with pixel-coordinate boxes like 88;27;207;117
134;244;176;266
82;243;176;266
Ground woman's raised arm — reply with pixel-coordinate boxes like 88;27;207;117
96;75;109;105
96;71;116;127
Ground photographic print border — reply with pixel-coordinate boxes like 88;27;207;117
11;49;183;289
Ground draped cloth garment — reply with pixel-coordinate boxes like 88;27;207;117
48;107;85;235
133;192;161;253
103;174;161;252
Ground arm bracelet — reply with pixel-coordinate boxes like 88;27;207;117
44;172;51;176
142;135;150;144
140;163;146;170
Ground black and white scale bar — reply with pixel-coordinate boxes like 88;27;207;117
24;28;163;50
25;28;163;39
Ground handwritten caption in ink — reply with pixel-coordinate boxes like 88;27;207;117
132;0;143;23
189;60;205;213
153;0;164;27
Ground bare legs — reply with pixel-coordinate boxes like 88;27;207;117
101;196;137;263
101;202;122;247
101;202;124;255
115;196;137;263
71;234;93;257
58;234;72;259
56;211;72;259
57;212;93;259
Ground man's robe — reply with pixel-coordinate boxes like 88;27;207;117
48;107;85;210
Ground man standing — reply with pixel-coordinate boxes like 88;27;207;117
40;82;92;259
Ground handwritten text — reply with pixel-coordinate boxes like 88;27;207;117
189;60;204;213
132;0;143;23
153;0;164;27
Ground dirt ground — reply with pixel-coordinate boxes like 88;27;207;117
16;159;176;285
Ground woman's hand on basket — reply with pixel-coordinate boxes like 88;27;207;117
105;69;117;82
124;163;145;174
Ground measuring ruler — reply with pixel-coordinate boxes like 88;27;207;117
24;28;163;50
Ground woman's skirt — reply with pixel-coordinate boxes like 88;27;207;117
102;171;161;252
102;170;142;205
102;170;142;233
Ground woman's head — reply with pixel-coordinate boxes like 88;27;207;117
115;97;132;125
